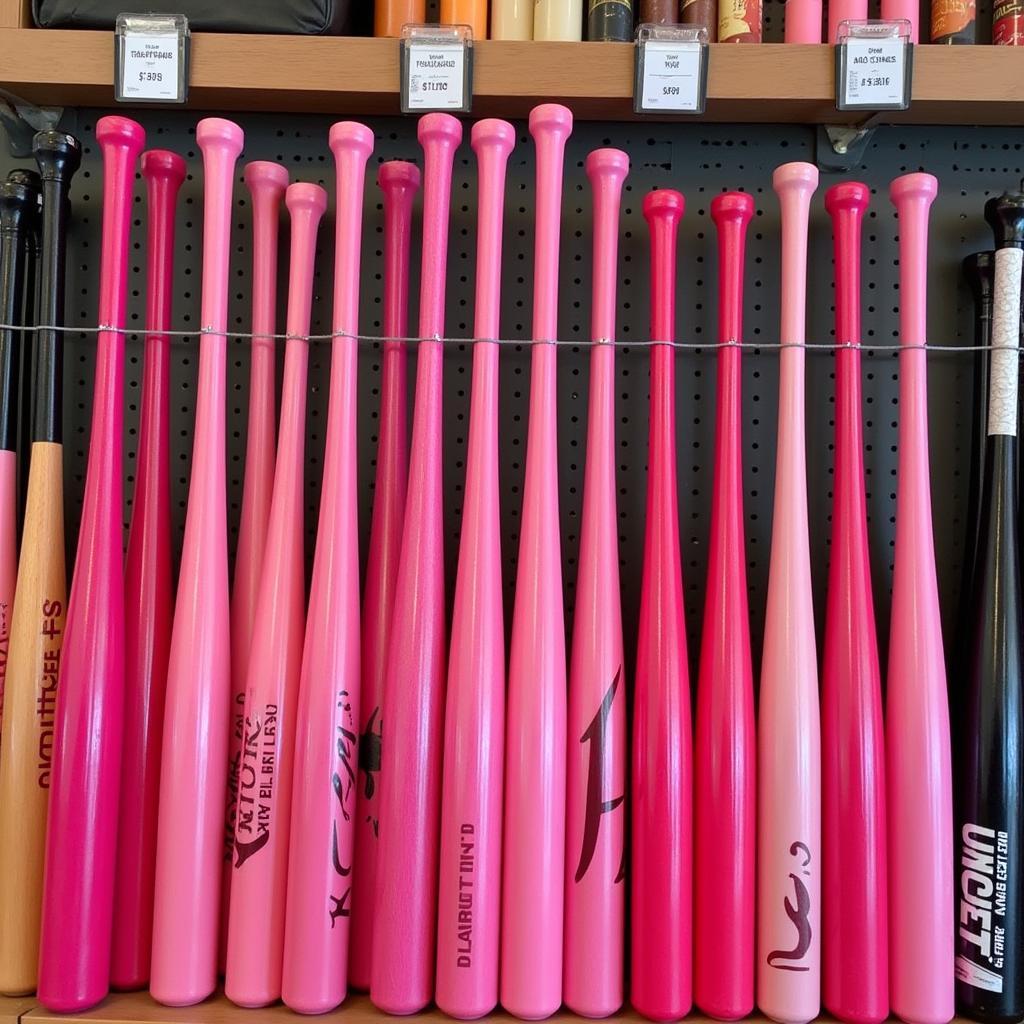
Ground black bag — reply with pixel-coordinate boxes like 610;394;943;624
33;0;358;34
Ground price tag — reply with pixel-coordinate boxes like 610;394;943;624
115;14;189;104
400;25;474;114
835;19;912;111
634;25;709;114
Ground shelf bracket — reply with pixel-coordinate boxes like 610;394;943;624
817;122;877;172
0;90;63;157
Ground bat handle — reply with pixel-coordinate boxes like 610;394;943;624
773;162;818;346
244;162;289;348
529;104;573;342
644;189;684;343
587;148;629;345
824;183;870;346
378;160;421;351
711;192;755;345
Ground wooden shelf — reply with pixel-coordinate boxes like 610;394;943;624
0;31;1022;123
0;996;36;1024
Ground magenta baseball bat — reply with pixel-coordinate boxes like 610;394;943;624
111;148;185;992
564;146;629;1019
371;111;462;1016
758;162;820;1024
500;102;572;1023
221;160;288;966
36;114;145;1013
822;181;888;1024
435;118;514;1020
150;117;244;1007
350;158;419;993
225;181;326;1008
631;187;692;1024
887;172;953;1024
695;191;756;1022
281;122;373;1015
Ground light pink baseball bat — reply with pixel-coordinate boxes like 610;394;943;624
827;0;866;41
822;181;888;1024
111;148;185;992
36;114;144;1013
757;162;820;1024
281;121;373;1015
225;181;326;1008
435;117;514;1021
695;191;756;1022
880;0;918;40
564;146;629;1020
500;102;572;1023
631;187;691;1024
784;0;822;40
371;111;462;1016
221;160;288;967
150;117;243;1007
887;172;953;1024
350;158;419;993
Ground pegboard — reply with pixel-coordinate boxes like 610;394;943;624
2;108;1017;684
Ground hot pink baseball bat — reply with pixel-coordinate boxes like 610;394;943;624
225;181;326;1008
36;114;144;1013
150;117;243;1007
435;118;514;1021
350;158;419;993
695;190;756;1022
887;173;953;1024
822;181;888;1024
222;160;288;967
500;102;571;1023
371;111;462;1016
111;147;185;992
281;121;373;1015
758;162;820;1024
632;187;691;1024
564;146;629;1020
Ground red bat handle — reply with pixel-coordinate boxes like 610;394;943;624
823;181;889;1024
695;191;756;1021
112;148;185;991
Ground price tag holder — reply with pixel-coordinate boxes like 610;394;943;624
115;13;190;104
634;24;709;115
835;19;912;111
400;24;474;114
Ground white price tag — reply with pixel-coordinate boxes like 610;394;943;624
405;43;467;110
639;40;703;112
840;37;909;109
120;32;181;102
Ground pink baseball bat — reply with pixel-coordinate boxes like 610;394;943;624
281;121;372;1015
827;0;866;42
36;114;144;1013
564;146;629;1020
350;158;419;993
880;0;918;40
695;190;756;1022
887;173;953;1024
221;160;288;966
632;187;692;1024
822;181;888;1024
500;102;572;1023
111;148;185;992
150;117;243;1007
785;0;822;40
371;111;462;1016
758;162;820;1024
435;118;514;1020
225;181;326;1008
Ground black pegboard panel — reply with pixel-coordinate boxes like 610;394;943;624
2;109;1015;683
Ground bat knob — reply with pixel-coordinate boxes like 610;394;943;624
329;121;375;163
378;159;421;195
196;117;244;159
889;171;938;207
471;118;516;160
285;181;328;219
529;102;573;144
642;188;684;226
6;167;41;192
142;149;187;188
772;160;818;196
710;189;755;227
585;147;629;185
96;115;145;159
824;180;870;217
984;190;1024;250
244;160;289;197
0;178;36;236
33;129;83;183
418;112;464;150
